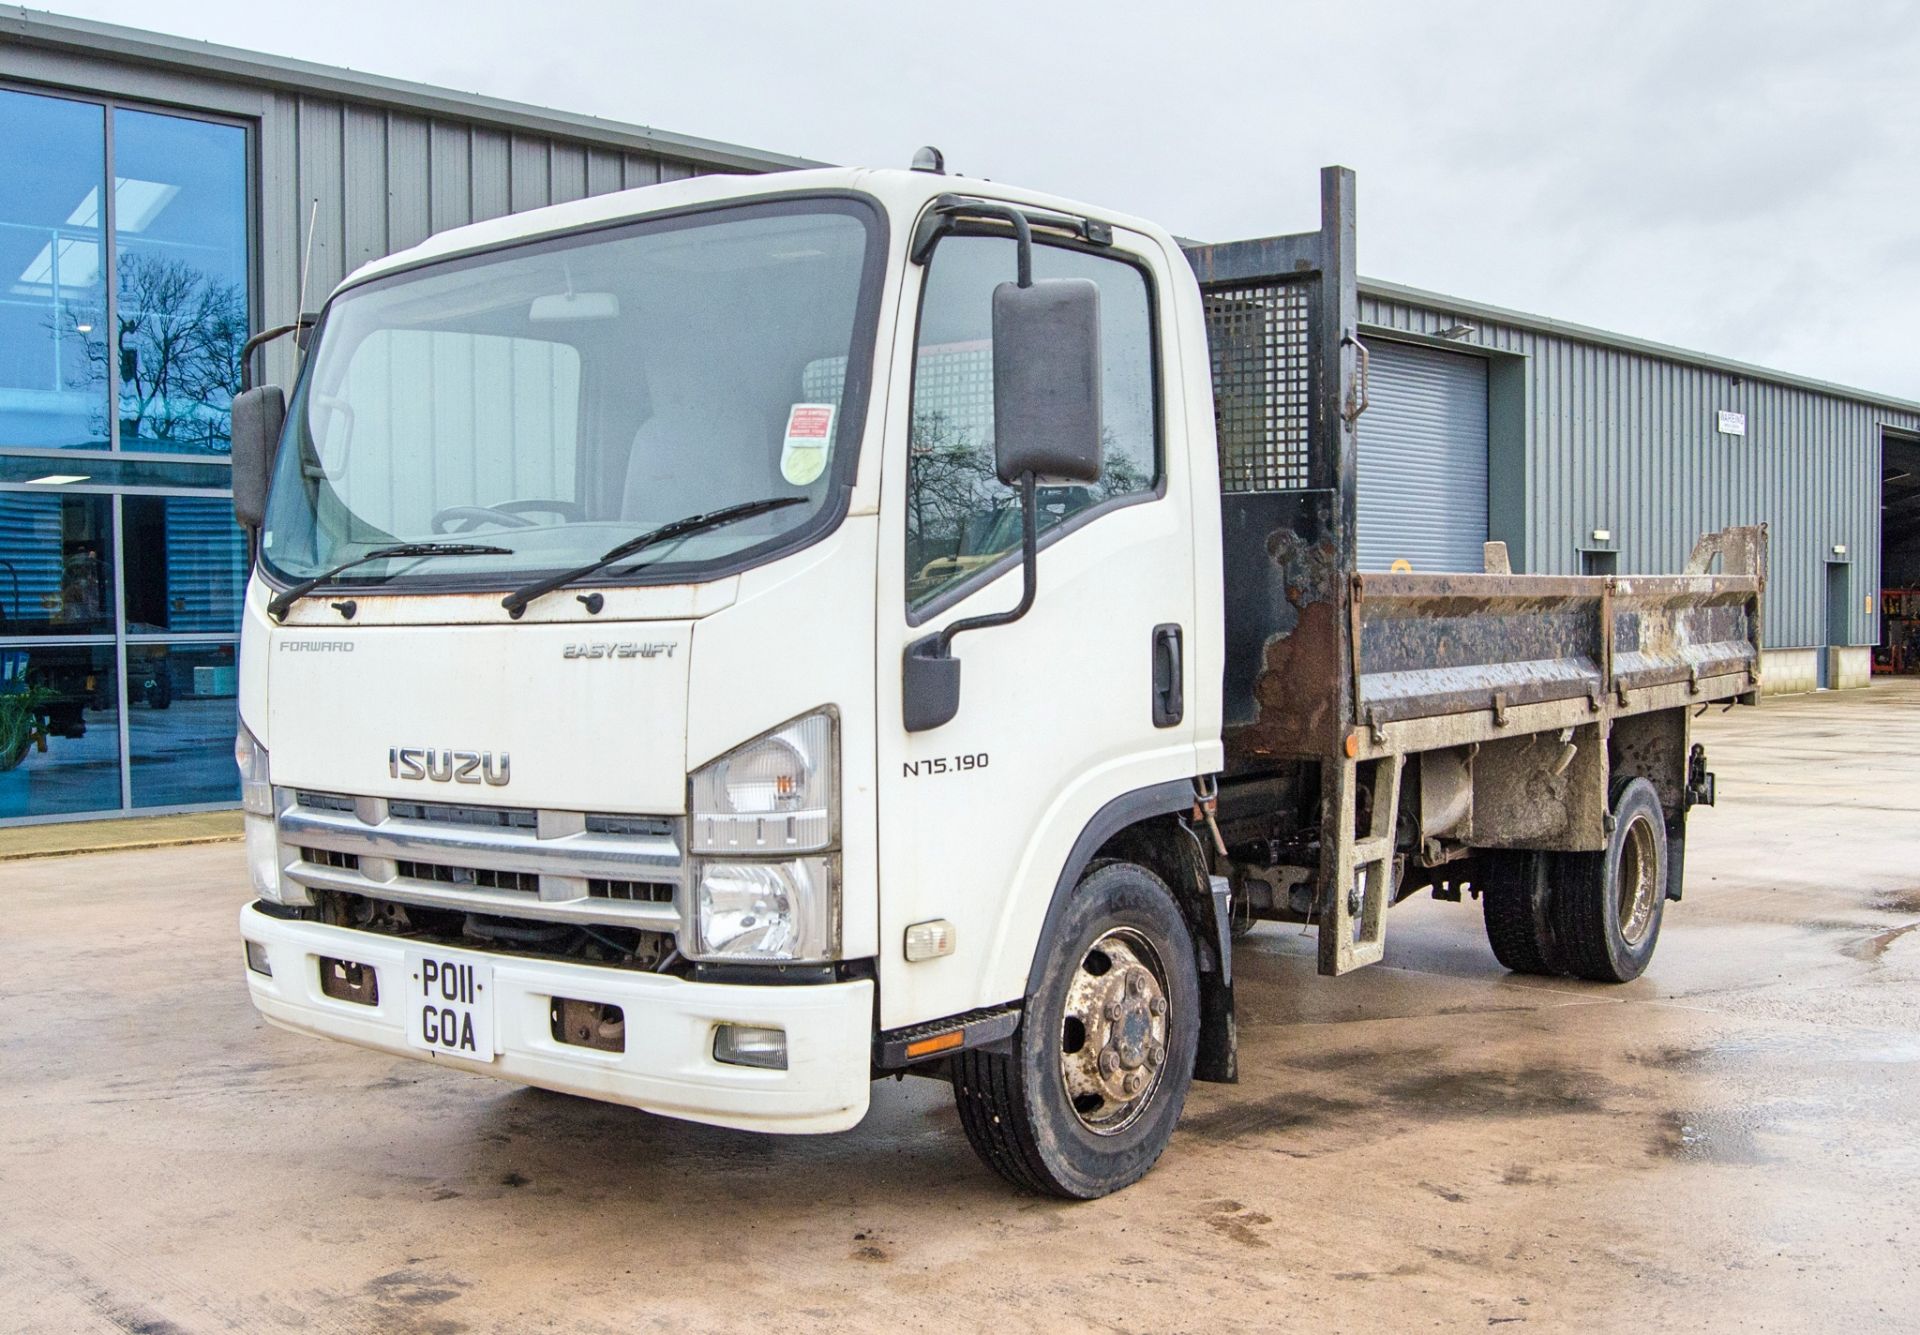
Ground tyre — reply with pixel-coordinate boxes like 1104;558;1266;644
1479;849;1562;975
952;861;1200;1199
1552;778;1669;983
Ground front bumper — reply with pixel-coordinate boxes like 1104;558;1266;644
239;904;873;1134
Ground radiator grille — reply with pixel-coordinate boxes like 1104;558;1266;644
395;860;539;894
1203;281;1312;493
588;878;675;904
301;847;360;870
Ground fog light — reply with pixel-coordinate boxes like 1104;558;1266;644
713;1023;788;1070
244;939;272;976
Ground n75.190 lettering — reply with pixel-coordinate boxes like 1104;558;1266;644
902;752;989;778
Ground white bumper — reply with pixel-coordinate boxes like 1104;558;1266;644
238;905;874;1134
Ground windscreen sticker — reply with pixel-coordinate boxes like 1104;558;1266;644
780;403;836;486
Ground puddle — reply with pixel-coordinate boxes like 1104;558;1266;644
1650;1108;1773;1165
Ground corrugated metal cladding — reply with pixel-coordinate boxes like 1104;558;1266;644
1361;287;1920;651
1356;340;1488;572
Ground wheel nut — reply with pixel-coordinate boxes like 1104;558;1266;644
1148;997;1167;1016
1128;972;1146;997
1106;1001;1124;1021
1099;1051;1120;1077
1149;1044;1164;1068
1124;1072;1143;1096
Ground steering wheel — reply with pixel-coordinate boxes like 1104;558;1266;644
430;500;586;534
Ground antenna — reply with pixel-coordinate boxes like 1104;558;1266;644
297;198;319;323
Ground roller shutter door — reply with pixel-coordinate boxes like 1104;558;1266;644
1356;339;1489;572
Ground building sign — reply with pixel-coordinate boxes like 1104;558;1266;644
1716;410;1747;437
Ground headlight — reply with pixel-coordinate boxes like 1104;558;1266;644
690;710;836;854
689;709;840;962
235;723;304;905
235;724;272;815
694;856;839;960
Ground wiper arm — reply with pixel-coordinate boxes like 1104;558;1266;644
501;496;807;618
267;542;513;620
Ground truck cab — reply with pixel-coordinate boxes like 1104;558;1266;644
231;162;1761;1198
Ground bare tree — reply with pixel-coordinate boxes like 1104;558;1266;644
64;253;245;451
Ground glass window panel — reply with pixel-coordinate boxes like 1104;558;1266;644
0;89;110;449
0;642;119;818
122;496;246;634
0;490;115;636
127;641;238;808
112;108;249;456
905;237;1159;610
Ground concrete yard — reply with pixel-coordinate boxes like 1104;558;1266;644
3;683;1917;1334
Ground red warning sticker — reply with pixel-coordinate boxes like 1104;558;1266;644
781;403;835;485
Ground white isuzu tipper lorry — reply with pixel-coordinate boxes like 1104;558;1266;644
229;159;1765;1197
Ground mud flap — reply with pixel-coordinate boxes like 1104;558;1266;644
1194;875;1237;1083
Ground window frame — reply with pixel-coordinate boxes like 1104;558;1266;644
0;76;258;464
902;222;1167;626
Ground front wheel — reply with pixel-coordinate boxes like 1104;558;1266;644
952;861;1200;1198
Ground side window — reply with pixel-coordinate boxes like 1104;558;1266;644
906;236;1157;610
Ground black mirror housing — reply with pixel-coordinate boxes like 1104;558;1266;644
231;385;285;532
991;278;1102;485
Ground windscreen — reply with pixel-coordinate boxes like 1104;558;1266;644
259;199;880;590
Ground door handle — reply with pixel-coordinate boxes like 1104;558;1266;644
1152;623;1183;728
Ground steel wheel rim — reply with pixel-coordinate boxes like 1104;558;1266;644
1058;928;1170;1136
1616;815;1659;946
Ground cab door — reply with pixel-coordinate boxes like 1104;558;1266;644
873;219;1205;1031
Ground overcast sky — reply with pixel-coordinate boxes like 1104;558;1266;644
45;0;1920;399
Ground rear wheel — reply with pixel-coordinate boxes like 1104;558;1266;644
952;861;1200;1199
1480;849;1561;975
1553;778;1669;983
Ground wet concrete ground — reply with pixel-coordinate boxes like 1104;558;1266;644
3;681;1917;1333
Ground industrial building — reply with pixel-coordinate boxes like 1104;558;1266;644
0;8;1908;825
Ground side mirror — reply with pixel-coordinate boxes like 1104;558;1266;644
231;385;285;533
991;278;1103;485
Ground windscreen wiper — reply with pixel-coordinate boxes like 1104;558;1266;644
501;496;807;619
267;542;513;620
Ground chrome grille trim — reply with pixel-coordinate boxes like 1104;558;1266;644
277;790;685;936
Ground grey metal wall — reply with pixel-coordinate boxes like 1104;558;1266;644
1361;285;1920;651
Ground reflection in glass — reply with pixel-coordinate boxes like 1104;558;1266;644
0;642;119;818
0;491;115;636
123;496;247;633
0;89;110;449
128;641;238;808
112;109;250;455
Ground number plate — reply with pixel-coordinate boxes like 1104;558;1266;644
405;949;495;1062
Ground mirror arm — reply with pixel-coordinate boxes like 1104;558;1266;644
912;198;1034;288
936;471;1038;654
902;473;1038;733
239;313;317;391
